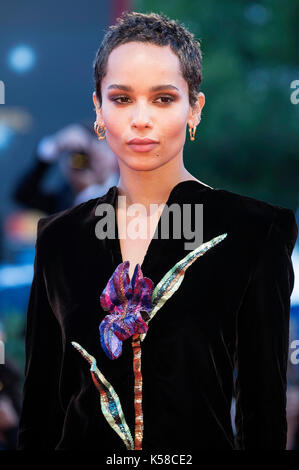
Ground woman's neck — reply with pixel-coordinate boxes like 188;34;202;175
117;166;199;210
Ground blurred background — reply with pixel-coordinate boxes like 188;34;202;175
0;0;298;450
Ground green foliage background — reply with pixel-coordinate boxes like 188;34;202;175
134;0;299;210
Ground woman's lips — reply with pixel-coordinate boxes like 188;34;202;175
127;142;159;152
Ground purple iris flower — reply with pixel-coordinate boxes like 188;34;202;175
99;261;154;360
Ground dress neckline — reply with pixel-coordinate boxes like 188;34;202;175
112;178;213;204
108;179;213;274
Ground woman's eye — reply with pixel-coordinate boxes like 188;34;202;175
155;96;174;104
110;95;174;104
111;96;131;104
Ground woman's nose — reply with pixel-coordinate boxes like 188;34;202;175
131;103;152;128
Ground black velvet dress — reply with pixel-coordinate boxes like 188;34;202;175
17;180;298;451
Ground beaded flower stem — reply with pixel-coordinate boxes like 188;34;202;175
132;333;143;450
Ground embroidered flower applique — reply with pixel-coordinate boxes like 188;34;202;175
71;232;228;451
99;261;154;360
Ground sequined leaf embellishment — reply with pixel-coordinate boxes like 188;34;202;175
71;341;134;450
140;232;227;342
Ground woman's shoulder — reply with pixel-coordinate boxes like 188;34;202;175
35;186;116;249
210;186;298;252
183;179;294;228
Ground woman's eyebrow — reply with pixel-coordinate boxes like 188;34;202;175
107;84;179;92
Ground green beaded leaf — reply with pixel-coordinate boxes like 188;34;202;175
140;233;228;342
71;341;134;450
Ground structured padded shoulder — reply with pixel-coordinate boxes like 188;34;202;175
213;188;298;254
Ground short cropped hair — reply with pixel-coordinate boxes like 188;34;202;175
93;11;202;109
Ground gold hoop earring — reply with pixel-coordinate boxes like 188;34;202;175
189;125;197;142
94;121;106;141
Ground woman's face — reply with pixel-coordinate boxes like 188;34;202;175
93;41;204;172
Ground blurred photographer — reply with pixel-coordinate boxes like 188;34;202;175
13;123;119;215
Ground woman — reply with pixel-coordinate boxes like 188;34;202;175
17;11;298;451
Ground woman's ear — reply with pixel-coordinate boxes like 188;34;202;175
92;91;103;122
187;92;205;127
